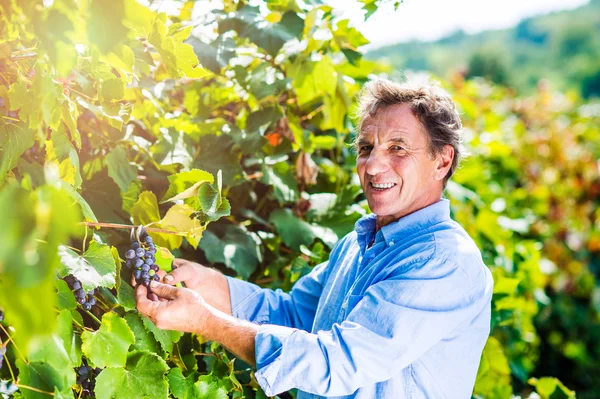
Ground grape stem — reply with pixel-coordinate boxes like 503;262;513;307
0;324;27;363
16;384;55;396
82;222;182;235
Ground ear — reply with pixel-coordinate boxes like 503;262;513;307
434;145;454;181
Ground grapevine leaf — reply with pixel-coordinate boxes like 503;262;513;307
269;208;316;250
168;369;202;399
116;276;136;311
288;56;337;106
101;77;126;102
192;134;243;187
55;279;77;310
124;313;161;354
16;360;73;399
106;146;137;192
87;0;129;54
246;105;283;134
199;225;261;279
0;122;36;184
218;7;303;56
195;375;228;399
261;160;297;203
148;15;209;79
131;191;161;225
95;351;169;399
28;328;76;383
45;126;83;188
140;314;183;354
160;169;214;204
58;241;117;291
55;309;82;367
160;204;206;248
59;180;98;222
81;312;135;368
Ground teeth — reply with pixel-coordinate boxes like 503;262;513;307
371;182;396;189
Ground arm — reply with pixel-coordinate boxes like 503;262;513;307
226;260;329;330
160;259;329;330
250;258;492;397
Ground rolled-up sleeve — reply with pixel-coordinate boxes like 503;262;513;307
226;261;329;331
253;258;491;397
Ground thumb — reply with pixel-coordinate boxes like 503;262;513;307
149;281;179;299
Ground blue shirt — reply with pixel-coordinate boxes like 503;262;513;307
227;199;493;398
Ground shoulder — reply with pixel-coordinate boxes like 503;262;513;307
430;220;493;302
387;219;493;302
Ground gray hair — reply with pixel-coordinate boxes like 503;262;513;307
354;79;466;187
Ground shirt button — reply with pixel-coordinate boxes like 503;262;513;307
341;301;348;310
389;241;395;246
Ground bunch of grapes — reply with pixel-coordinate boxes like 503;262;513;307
76;363;102;397
125;228;160;287
64;275;96;310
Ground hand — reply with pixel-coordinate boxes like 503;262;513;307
162;258;232;315
163;258;213;293
135;280;211;334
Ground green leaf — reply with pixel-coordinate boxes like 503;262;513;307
199;225;261;279
101;77;126;102
106;146;137;192
124;313;161;354
28;330;76;384
81;312;135;368
87;0;129;54
161;169;214;204
141;314;183;354
58;241;117;292
168;369;202;399
493;277;520;294
16;360;73;399
289;56;337;106
246;105;283;134
219;7;303;56
95;351;169;399
55;279;77;310
195;375;228;399
269;208;316;250
148;15;209;79
131;191;161;225
261;160;297;203
0;122;36;184
59;181;98;222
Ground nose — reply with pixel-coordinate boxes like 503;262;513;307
365;149;390;176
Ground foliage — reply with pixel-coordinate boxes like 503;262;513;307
368;0;600;98
0;0;597;399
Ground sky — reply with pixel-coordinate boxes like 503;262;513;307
324;0;590;50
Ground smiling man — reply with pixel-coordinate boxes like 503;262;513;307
135;79;494;399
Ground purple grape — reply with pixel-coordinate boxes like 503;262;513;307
150;264;159;272
125;249;136;259
153;274;160;281
135;248;145;257
144;236;153;244
131;241;140;249
135;258;144;268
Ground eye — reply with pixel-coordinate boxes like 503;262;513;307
359;145;373;153
390;145;405;151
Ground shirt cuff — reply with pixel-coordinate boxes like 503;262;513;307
225;276;262;320
254;324;298;397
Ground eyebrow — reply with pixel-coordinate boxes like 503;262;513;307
356;136;410;147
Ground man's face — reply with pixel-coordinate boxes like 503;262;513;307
356;103;449;227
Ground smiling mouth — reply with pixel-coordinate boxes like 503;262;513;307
370;182;397;191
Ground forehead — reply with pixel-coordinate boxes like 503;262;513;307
359;103;425;141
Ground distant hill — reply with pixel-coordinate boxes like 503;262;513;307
367;0;600;97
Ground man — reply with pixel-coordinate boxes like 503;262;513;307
135;79;494;398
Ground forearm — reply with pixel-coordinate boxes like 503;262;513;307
197;268;233;316
202;305;258;366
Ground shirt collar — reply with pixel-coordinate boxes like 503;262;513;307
355;199;451;249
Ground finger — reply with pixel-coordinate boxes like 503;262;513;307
164;263;194;285
149;281;180;299
135;284;159;317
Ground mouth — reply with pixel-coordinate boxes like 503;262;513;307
369;182;397;192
